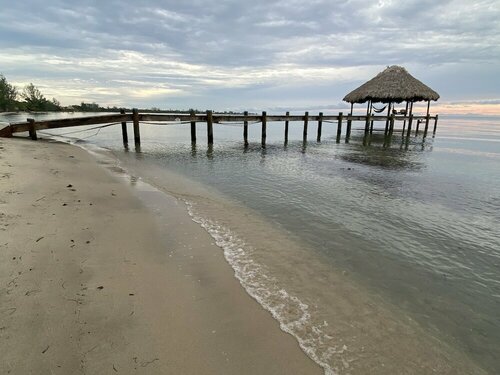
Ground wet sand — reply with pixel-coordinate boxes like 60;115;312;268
0;138;321;374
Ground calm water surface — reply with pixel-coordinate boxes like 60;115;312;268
2;112;499;373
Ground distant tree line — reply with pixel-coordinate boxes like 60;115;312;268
0;73;243;114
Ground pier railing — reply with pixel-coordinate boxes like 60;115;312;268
0;110;439;145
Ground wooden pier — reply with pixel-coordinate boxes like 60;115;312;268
0;111;439;146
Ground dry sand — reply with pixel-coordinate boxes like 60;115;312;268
0;138;322;374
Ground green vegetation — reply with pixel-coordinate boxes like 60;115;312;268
0;74;18;111
0;73;242;114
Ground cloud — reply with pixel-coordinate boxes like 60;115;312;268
0;0;498;111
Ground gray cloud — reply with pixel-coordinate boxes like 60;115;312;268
0;0;499;109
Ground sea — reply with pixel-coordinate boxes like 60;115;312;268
1;111;499;374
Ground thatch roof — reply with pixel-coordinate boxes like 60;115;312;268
343;65;440;104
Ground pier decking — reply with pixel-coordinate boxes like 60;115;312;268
0;110;438;146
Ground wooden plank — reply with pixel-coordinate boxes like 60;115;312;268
0;125;12;138
206;110;214;144
120;109;128;145
10;113;131;133
261;111;267;147
317;112;323;142
243;111;248;146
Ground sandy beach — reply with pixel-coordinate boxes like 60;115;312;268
0;137;322;374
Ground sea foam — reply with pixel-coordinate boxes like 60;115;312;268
185;200;342;375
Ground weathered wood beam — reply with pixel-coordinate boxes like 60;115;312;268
9;113;131;133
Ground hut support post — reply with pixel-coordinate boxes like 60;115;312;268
403;101;409;130
424;101;431;136
132;108;140;145
206;110;214;145
317;112;323;142
120;109;128;145
365;101;371;134
389;113;395;136
346;104;353;142
407;114;414;137
190;109;197;144
336;112;343;143
303;111;309;142
433;115;439;135
384;103;392;134
284;111;289;145
27;118;37;140
261;111;267;147
243;111;249;146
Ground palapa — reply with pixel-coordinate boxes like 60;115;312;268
343;66;439;104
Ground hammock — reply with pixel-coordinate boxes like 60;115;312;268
372;105;387;113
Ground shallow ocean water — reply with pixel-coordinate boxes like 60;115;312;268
2;112;499;373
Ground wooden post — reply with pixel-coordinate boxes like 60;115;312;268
424;101;430;136
336;112;343;143
303;111;309;142
206;110;214;145
243;110;249;147
190;109;196;144
433;114;439;135
27;118;37;140
365;101;371;133
316;112;323;142
132;108;140;145
407;114;414;137
389;113;395;136
284;111;289;145
415;119;420;135
120;109;128;145
384;103;392;133
261;111;267;147
403;101;409;129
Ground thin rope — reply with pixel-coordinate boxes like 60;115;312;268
39;122;120;136
38;122;121;141
141;121;192;125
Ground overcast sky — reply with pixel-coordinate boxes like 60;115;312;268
0;0;499;112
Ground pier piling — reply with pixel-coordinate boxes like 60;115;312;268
303;111;309;142
190;109;196;144
433;114;439;135
336;112;343;143
132;108;140;145
407;114;414;137
206;110;214;145
243;111;249;147
284;111;289;145
261;111;267;147
317;112;323;142
120;109;128;145
27;118;37;140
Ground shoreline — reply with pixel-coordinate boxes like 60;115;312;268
0;138;322;374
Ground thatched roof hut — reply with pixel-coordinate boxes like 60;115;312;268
343;65;439;104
